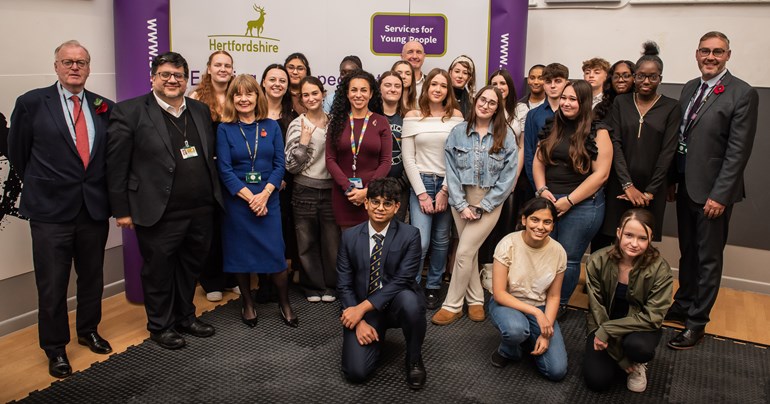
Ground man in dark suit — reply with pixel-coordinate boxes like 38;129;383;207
337;177;427;389
106;52;223;350
8;40;114;378
667;31;758;349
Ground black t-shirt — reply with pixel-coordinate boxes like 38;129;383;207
545;119;597;194
610;282;630;320
385;113;404;180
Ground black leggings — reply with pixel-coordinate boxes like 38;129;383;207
583;329;662;391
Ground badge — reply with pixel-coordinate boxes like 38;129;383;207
348;177;363;189
245;172;261;183
260;128;267;137
180;145;198;159
677;141;687;155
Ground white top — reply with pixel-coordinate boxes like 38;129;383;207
153;91;187;118
401;116;463;195
506;102;530;140
490;231;567;307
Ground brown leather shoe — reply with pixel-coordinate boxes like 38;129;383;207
467;305;486;322
431;308;463;325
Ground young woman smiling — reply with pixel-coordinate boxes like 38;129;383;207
584;208;673;393
392;60;417;113
432;86;517;326
378;71;409;221
284;52;311;115
402;68;463;309
447;55;476;117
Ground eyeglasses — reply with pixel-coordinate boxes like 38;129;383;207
634;73;660;83
286;64;306;73
155;71;186;81
368;199;396;209
612;73;633;81
477;96;498;109
698;47;728;57
59;59;90;69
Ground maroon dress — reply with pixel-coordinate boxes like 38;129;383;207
325;113;392;227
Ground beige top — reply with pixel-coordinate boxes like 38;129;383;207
491;231;567;307
401;115;463;195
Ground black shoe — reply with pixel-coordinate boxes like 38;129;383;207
177;319;215;338
556;305;568;320
279;304;299;328
241;308;258;328
425;289;440;310
667;328;705;350
406;358;426;389
48;354;72;378
150;329;186;350
664;309;687;325
77;332;113;354
490;350;512;368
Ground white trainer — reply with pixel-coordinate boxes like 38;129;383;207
306;295;322;303
627;362;648;393
226;286;241;295
206;291;223;302
321;294;337;303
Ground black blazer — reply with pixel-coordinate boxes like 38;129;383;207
8;84;113;222
106;92;223;227
679;70;759;205
337;219;422;311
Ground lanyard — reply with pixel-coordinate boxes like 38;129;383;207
238;121;259;172
685;77;722;132
349;112;371;176
61;91;84;136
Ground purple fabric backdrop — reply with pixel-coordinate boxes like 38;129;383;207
113;0;170;303
487;0;529;97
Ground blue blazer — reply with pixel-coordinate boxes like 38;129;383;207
337;219;422;311
8;84;113;222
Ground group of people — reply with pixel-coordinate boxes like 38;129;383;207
7;30;757;395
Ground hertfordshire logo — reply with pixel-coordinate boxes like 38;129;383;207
208;4;280;54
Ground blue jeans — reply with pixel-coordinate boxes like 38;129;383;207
488;297;568;381
551;188;605;306
409;173;452;290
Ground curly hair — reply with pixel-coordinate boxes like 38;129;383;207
418;68;459;121
537;80;595;175
327;69;383;144
608;208;661;268
391;60;417;112
191;51;233;121
260;63;296;132
487;69;519;127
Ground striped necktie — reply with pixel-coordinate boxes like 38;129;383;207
368;233;384;295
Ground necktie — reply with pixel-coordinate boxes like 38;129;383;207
369;233;384;295
684;82;709;140
70;95;90;168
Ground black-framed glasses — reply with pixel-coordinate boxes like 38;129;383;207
155;71;186;81
612;73;633;81
634;73;660;83
59;59;89;69
368;198;396;209
698;47;727;57
477;96;498;109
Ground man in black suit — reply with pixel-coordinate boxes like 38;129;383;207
106;52;223;350
8;40;114;378
337;177;427;389
667;31;759;349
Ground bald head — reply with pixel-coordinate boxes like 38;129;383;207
401;40;425;76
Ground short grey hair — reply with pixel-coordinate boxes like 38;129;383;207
54;40;91;61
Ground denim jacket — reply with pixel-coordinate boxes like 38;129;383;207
444;121;518;212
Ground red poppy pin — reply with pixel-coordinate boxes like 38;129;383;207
714;85;725;95
94;98;108;114
260;128;267;137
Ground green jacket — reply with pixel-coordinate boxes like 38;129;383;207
585;247;673;369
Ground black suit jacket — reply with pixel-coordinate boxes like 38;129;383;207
679;70;759;205
337;219;422;311
8;84;113;222
106;92;223;227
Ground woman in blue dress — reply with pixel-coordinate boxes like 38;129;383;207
217;74;297;328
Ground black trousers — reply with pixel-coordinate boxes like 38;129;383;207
341;289;426;383
135;211;213;333
292;184;340;297
30;208;108;358
583;329;662;391
674;178;733;330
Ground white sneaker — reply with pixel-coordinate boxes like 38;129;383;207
627;362;648;393
306;295;322;303
321;294;337;303
206;291;223;302
226;286;241;295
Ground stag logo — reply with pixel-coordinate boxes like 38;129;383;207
245;5;266;37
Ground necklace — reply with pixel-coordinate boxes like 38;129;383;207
633;93;662;139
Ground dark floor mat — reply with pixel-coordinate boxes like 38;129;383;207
16;292;769;404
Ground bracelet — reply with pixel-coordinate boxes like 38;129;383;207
536;186;548;198
418;195;430;202
265;187;273;195
622;182;634;191
439;188;448;196
566;195;575;206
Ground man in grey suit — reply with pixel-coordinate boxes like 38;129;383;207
666;31;759;349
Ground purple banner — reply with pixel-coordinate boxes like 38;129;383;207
371;14;447;56
113;0;170;303
488;0;528;96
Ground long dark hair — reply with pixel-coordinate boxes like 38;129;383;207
284;52;312;76
487;69;518;127
298;76;326;110
537;80;594;174
327;69;383;143
378;70;404;117
465;86;507;154
515;198;558;230
608;208;660;268
192;51;233;121
391;60;417;111
418;68;459;121
260;63;295;131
